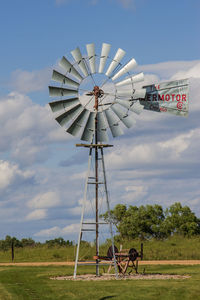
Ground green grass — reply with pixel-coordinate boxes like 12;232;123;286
1;236;200;263
0;264;200;299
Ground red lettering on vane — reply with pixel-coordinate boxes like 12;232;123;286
165;94;170;101
177;102;183;109
160;107;167;112
182;94;187;101
158;94;164;101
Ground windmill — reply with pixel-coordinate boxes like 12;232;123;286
48;43;189;278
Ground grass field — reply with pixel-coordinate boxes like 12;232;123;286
1;236;200;263
0;264;200;299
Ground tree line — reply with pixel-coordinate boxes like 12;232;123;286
101;202;200;240
0;236;73;251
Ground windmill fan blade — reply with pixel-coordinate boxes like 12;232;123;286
105;48;126;77
115;72;144;87
104;109;123;137
86;43;96;74
116;88;146;99
67;109;89;136
116;88;135;97
111;58;137;81
52;70;79;88
97;112;108;142
71;47;89;77
116;99;143;115
99;43;111;73
132;88;146;99
49;86;78;97
111;103;136;128
81;112;96;142
97;129;108;142
49;98;80;112
55;104;83;127
59;56;83;81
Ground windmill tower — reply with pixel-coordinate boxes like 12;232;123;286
48;43;189;278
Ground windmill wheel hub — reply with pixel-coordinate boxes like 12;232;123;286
93;86;104;98
86;86;104;98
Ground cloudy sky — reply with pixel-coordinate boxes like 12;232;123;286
0;0;199;242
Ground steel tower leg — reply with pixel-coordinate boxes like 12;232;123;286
73;147;92;278
101;147;118;279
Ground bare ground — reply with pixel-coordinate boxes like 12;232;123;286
0;260;200;266
50;273;191;281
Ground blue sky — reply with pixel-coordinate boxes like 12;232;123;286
0;0;200;242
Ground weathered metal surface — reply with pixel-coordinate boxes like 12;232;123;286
141;79;189;116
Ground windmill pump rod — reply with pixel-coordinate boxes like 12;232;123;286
93;85;103;276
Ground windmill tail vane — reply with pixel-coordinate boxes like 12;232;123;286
48;42;189;143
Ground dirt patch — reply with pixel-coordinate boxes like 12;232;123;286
0;260;200;267
50;273;191;281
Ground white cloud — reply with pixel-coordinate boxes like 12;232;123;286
34;223;80;237
26;209;47;221
28;191;60;209
137;60;200;80
9;68;51;93
27;191;60;208
0;92;68;165
0;160;34;190
105;126;200;171
171;62;200;80
159;130;195;156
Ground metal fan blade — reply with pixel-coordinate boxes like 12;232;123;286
111;58;137;81
98;43;111;73
116;88;146;99
52;70;80;88
97;112;108;142
105;48;126;77
111;103;136;128
86;43;96;74
132;88;146;99
49;98;80;112
130;102;144;114
71;47;88;77
66;109;89;136
55;104;83;127
97;112;107;129
97;129;108;142
59;56;83;81
104;109;123;137
49;86;78;97
115;72;144;87
116;99;143;115
116;88;135;97
81;112;96;142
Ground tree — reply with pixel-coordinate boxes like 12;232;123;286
102;204;165;240
101;202;200;240
21;238;35;247
163;202;200;237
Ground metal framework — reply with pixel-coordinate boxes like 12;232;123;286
73;85;118;278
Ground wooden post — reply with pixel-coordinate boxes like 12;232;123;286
11;240;14;262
